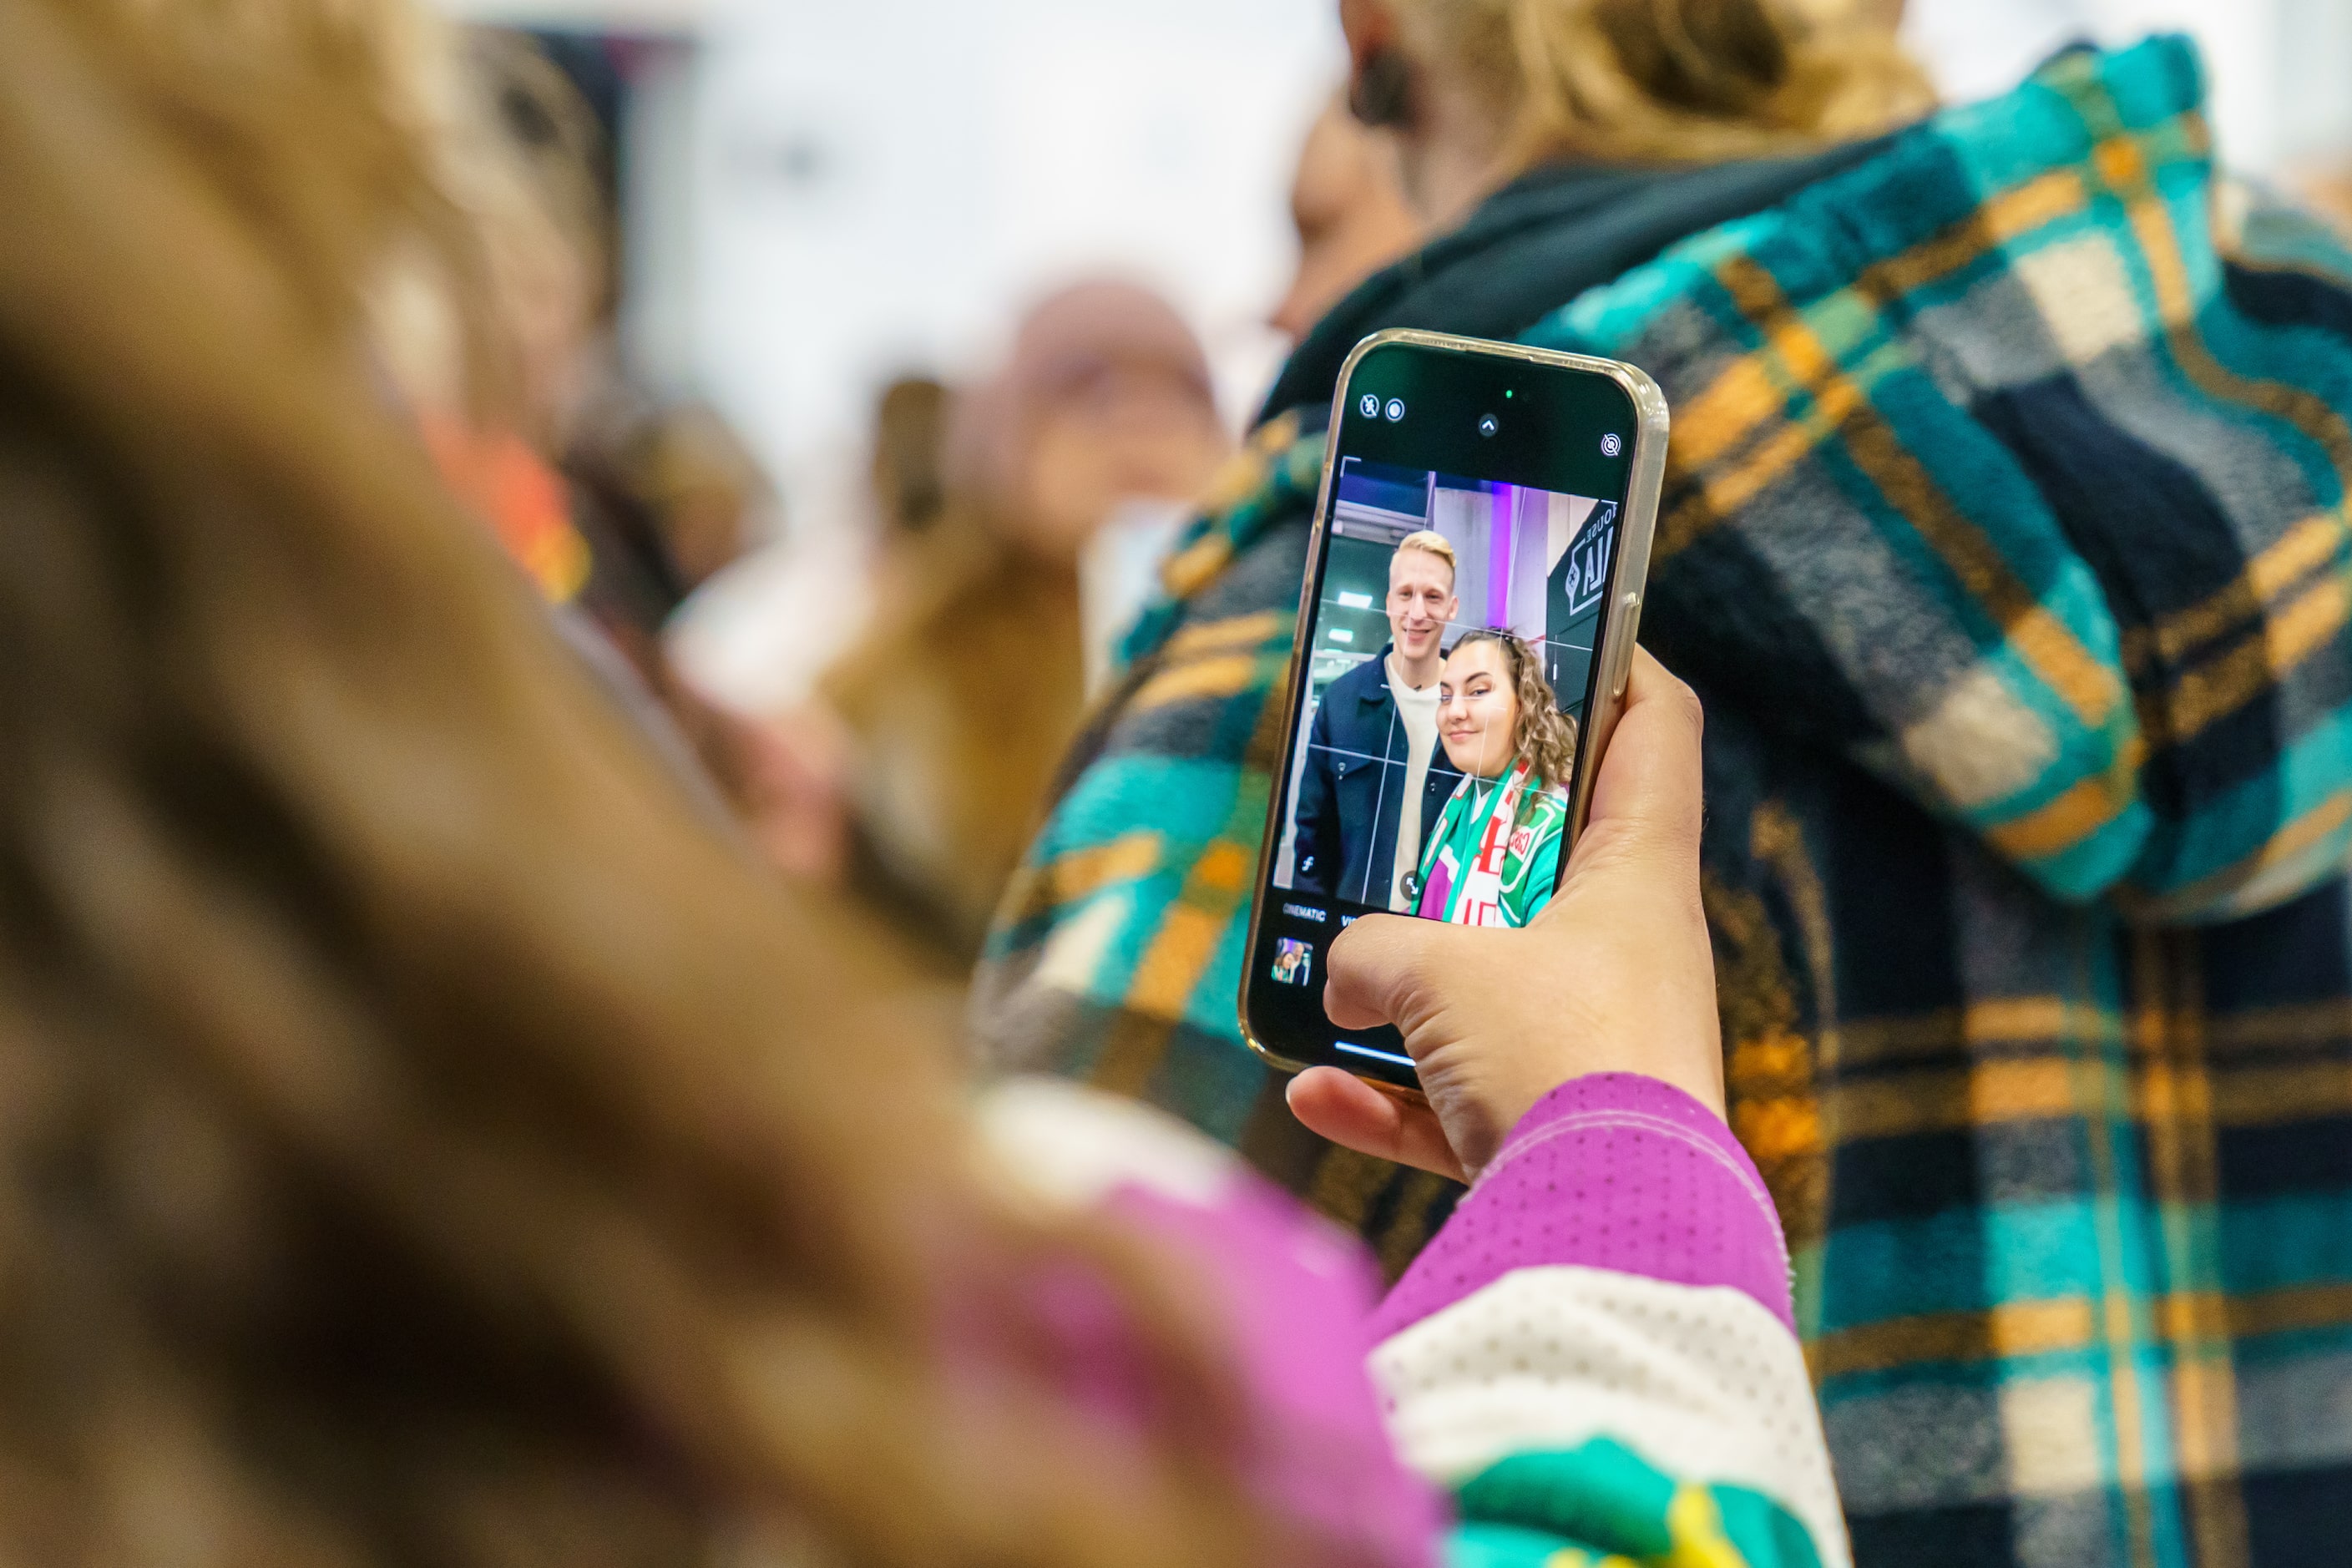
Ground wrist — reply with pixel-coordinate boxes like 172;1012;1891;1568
1374;1070;1794;1341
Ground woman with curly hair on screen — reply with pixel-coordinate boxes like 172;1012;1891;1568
1413;630;1578;929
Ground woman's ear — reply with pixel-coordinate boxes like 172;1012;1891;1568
1338;0;1393;63
1341;0;1414;129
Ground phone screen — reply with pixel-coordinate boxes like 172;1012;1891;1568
1243;336;1653;1087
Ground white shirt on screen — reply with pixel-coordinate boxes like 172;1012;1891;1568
1387;655;1442;912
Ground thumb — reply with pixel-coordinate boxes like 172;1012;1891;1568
1324;913;1458;1034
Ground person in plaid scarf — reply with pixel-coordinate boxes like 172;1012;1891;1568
977;4;2352;1563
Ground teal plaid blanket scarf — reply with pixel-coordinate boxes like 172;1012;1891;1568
978;38;2352;1567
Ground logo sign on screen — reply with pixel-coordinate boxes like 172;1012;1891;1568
1561;501;1620;617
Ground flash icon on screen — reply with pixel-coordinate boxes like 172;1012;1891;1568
1358;393;1380;418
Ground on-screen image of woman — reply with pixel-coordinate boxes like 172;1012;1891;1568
1412;630;1577;929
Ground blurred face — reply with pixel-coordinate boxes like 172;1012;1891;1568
1269;102;1423;339
1017;366;1228;563
1387;546;1457;666
1438;640;1520;779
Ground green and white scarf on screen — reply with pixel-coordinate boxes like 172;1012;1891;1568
1413;759;1568;929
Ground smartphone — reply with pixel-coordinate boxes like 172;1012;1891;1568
1239;330;1668;1094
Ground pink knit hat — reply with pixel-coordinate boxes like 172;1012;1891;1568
944;279;1216;512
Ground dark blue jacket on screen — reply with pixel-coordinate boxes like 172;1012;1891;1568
1290;644;1462;908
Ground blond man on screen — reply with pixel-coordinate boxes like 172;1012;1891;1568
1290;530;1465;908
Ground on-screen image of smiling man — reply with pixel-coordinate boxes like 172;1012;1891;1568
1290;529;1465;909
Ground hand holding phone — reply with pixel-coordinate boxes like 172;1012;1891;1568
1286;649;1723;1183
1240;330;1667;1093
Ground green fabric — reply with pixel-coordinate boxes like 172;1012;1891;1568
1446;1440;1824;1567
1416;762;1569;928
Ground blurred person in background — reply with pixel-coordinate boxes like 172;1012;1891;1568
656;374;959;893
981;2;2352;1562
817;281;1231;958
1270;93;1425;341
565;394;780;635
388;26;604;602
139;0;748;827
89;0;882;891
0;9;1851;1565
860;373;958;603
452;32;799;836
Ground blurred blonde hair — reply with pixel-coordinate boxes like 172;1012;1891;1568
0;2;1307;1564
1392;0;1935;168
78;0;524;426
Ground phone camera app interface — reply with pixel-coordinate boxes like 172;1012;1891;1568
1272;458;1618;933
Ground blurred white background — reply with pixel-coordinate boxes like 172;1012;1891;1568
441;0;2352;706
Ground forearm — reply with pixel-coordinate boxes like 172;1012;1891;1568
1376;1073;1790;1334
1371;1074;1847;1567
973;1075;1845;1568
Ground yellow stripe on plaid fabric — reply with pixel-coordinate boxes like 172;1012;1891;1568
1859;168;2091;302
2076;95;2352;754
1981;736;2146;862
995;831;1164;928
1652;169;2094;569
1809;1297;2097;1379
1812;1281;2352;1382
1732;804;1843;1281
2204;996;2352;1052
1123;838;1253;1024
2118;785;2352;923
1160;413;1306;600
2151;567;2352;747
1090;682;1294;1092
1838;997;2092;1065
1667;169;2092;480
2131;927;2253;1567
1656;376;1870;562
1820;1055;2352;1141
1130;653;1273;714
1837;991;2352;1066
1690;254;2125;733
2054;943;2162;1555
1160;609;1286;660
1127;610;1292;715
2122;508;2352;675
